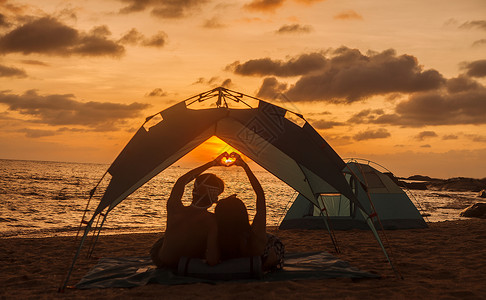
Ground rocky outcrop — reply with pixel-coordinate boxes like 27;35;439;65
428;178;486;192
478;190;486;198
402;176;486;192
460;203;486;219
402;181;428;190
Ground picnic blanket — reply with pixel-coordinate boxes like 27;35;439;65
75;251;380;289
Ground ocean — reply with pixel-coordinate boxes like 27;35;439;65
0;159;479;238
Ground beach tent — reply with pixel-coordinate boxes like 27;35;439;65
60;88;398;289
279;160;428;230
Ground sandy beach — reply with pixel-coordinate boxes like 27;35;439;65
1;218;486;299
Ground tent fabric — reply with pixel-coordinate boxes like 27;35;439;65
75;252;379;289
92;98;366;218
279;162;428;230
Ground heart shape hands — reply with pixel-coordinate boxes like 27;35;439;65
221;152;236;167
219;152;241;167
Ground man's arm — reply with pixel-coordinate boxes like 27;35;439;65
167;152;227;213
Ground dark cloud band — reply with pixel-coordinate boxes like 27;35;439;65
0;90;150;130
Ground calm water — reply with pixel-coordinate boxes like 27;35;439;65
0;159;479;238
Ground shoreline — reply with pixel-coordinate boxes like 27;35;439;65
1;219;486;299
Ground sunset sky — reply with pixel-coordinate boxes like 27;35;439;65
1;0;485;178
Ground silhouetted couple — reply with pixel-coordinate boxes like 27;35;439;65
150;152;284;272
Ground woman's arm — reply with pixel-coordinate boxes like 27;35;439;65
167;152;227;213
233;153;266;232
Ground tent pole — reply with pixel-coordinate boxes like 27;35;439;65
318;208;340;253
86;211;103;256
317;196;340;253
73;171;107;240
276;190;297;227
350;164;403;279
364;215;403;279
58;220;93;292
296;164;341;254
87;210;109;258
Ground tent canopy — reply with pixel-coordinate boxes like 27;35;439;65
92;88;368;219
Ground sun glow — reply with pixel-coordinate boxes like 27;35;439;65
178;136;244;166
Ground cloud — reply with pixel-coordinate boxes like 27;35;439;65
442;134;458;140
256;77;287;99
203;17;226;29
145;88;168;97
235;49;484;127
221;78;233;88
415;130;438;141
141;31;167;47
243;0;325;13
395;88;486;126
275;24;312;34
227;52;327;77
472;39;486;47
0;63;27;78
466;134;486;143
118;0;209;19
446;75;481;93
247;48;444;103
0;90;150;130
19;128;57;138
244;0;286;13
118;0;148;13
287;48;444;102
459;20;486;31
119;28;167;47
309;119;343;129
21;59;49;66
294;0;326;4
0;13;9;27
74;26;125;56
0;17;125;57
370;85;486;127
191;76;233;88
118;28;144;45
353;128;390;141
462;60;486;78
333;10;363;20
347;109;385;124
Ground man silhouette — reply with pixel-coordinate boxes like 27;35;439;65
150;152;228;268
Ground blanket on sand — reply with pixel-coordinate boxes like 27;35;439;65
75;251;379;289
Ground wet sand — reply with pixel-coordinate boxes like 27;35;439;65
1;219;486;299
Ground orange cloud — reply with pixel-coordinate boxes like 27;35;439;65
294;0;326;4
244;0;325;13
244;0;285;13
333;10;363;20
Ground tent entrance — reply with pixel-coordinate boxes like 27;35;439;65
318;193;353;217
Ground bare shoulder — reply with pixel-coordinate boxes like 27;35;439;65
169;207;215;224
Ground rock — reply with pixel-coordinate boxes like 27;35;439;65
404;182;428;190
460;203;486;219
478;190;486;198
427;177;486;192
407;175;435;181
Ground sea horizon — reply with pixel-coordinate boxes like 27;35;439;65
0;159;481;238
1;157;484;181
